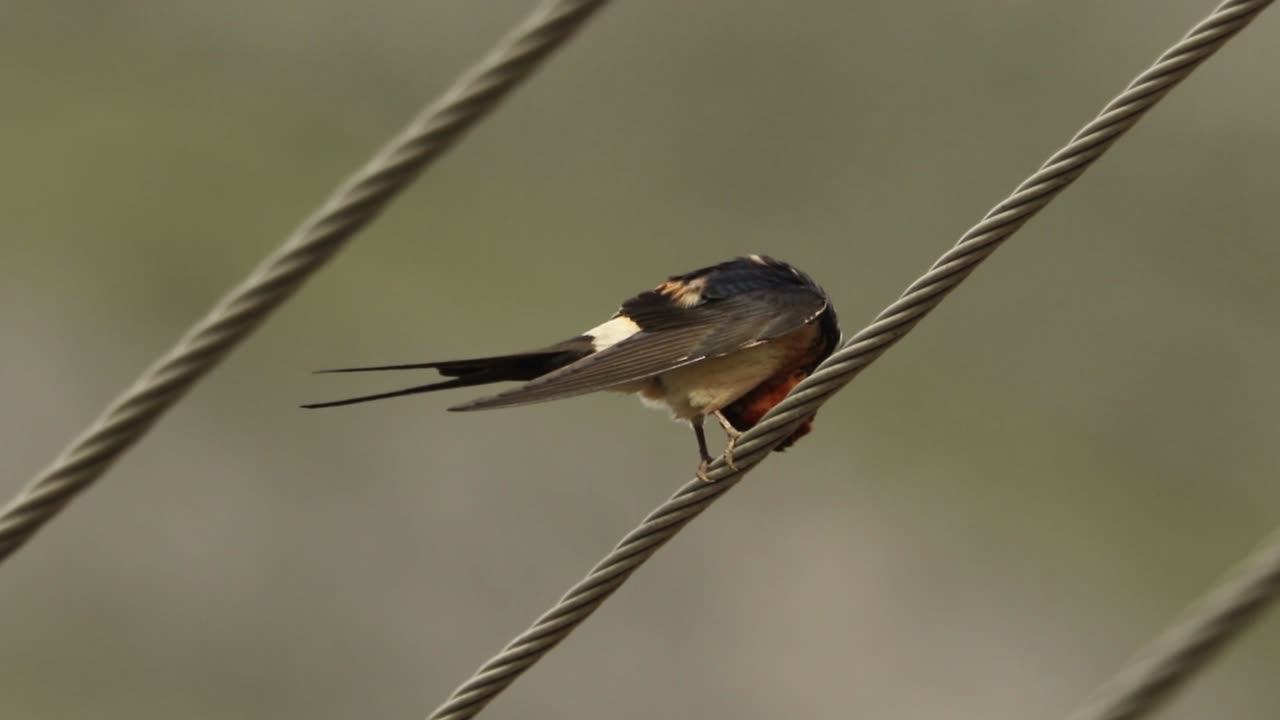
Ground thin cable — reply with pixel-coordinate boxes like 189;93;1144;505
1064;528;1280;720
425;2;1273;718
0;0;612;563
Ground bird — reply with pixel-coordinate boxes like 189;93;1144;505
303;255;840;480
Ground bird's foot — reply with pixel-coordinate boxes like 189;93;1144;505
697;458;713;483
694;445;742;483
713;411;742;438
723;435;741;472
714;412;743;472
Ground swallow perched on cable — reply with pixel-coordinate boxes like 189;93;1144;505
304;255;840;480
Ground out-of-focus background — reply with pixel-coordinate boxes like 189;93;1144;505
2;2;1278;718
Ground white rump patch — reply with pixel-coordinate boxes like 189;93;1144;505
586;315;641;350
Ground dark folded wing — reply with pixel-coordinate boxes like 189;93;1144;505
450;286;827;411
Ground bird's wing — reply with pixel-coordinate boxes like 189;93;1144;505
449;285;827;411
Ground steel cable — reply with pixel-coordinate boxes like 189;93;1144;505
1064;528;1280;720
425;2;1274;718
0;0;613;563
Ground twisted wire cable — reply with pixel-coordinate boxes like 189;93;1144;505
426;2;1274;718
1064;528;1280;720
0;0;612;564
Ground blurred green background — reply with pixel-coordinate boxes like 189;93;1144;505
2;1;1278;718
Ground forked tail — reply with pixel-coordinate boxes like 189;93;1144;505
301;344;591;409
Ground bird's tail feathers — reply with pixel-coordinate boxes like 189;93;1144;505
302;346;591;409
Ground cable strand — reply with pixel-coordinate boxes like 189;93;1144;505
0;0;613;563
1065;529;1280;720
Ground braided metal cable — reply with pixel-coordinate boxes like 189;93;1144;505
1064;527;1280;717
0;0;612;564
426;2;1274;718
1065;529;1280;720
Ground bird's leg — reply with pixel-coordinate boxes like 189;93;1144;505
692;416;715;482
713;411;743;471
